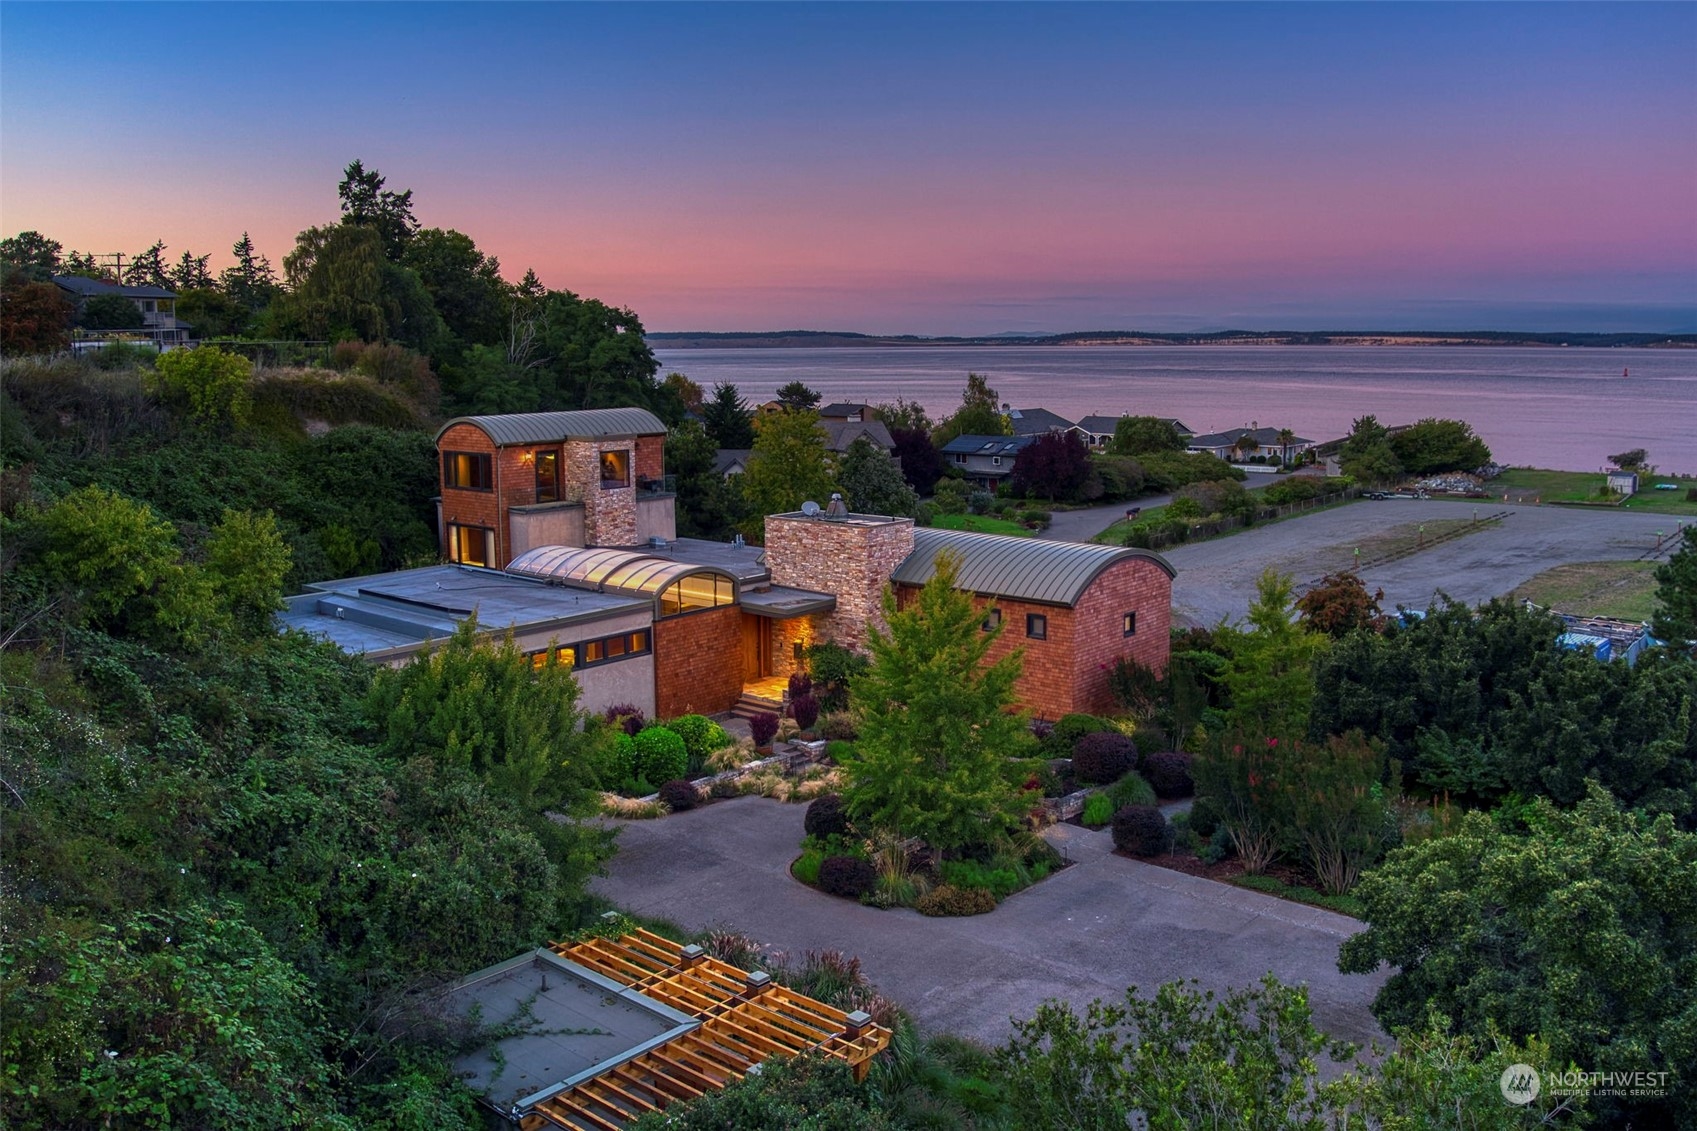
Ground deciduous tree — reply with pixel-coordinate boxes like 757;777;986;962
738;409;836;540
0;281;74;354
844;551;1028;853
1009;430;1091;501
1652;525;1697;647
0;230;63;284
1338;414;1402;485
1109;415;1184;457
933;373;1008;445
836;435;917;517
1296;571;1384;637
1389;417;1491;476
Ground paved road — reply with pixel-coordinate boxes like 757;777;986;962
1038;496;1171;543
1162;499;1680;627
593;796;1386;1048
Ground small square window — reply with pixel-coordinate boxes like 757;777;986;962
981;608;1001;632
991;456;1002;467
1026;613;1047;640
1122;611;1137;637
600;449;631;488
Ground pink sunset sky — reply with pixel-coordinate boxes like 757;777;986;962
3;2;1693;333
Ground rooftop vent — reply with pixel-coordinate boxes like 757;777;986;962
648;536;670;550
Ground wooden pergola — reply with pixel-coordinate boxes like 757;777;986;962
517;929;891;1130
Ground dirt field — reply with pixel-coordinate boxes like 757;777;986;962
1163;498;1683;627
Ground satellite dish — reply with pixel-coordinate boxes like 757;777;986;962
801;500;822;517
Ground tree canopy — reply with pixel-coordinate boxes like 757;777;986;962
738;409;837;540
1109;415;1184;457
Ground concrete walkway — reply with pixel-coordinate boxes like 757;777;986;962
593;796;1386;1048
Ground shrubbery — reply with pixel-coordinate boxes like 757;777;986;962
632;726;688;786
1112;805;1169;857
916;884;997;917
665;714;728;771
1143;751;1194;799
1042;713;1114;757
818;855;876;899
1082;794;1114;826
790;692;820;732
750;711;780;748
1104;771;1157;811
804;793;851;839
1072;732;1137;784
658;779;700;812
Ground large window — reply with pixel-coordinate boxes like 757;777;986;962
657;574;737;617
528;629;650;671
535;450;560;503
444;451;493;491
448;523;494;567
600;449;631;489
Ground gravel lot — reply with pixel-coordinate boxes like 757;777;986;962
1163;499;1681;626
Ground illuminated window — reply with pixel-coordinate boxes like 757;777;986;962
448;523;494;567
1026;613;1047;640
600;449;631;489
657;574;736;617
443;451;493;490
1122;611;1137;637
531;630;649;671
981;608;1001;632
535;450;560;503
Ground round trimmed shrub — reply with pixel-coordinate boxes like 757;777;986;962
1042;713;1114;756
916;884;997;917
818;855;876;899
1112;805;1170;857
632;726;687;786
790;693;820;732
665;714;729;766
609;732;637;782
1144;752;1194;799
658;779;700;812
804;793;850;839
1187;793;1222;838
1072;732;1138;784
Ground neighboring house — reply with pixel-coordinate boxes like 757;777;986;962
939;434;1037;490
1003;406;1075;436
712;449;752;477
1071;415;1195;450
1186;426;1314;463
819;401;874;422
822;419;894;454
285;409;1176;721
435;408;675;569
51;274;191;346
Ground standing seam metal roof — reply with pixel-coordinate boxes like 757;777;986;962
435;408;667;446
892;528;1175;607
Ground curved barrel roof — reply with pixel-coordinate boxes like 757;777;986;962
436;408;666;446
506;545;734;597
892;528;1174;608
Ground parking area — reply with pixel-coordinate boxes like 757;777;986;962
1163;499;1679;626
592;796;1387;1048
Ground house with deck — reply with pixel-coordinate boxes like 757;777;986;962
52;274;191;347
939;434;1036;491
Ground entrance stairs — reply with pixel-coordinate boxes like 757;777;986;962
730;691;784;722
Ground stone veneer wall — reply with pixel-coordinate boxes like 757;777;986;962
654;606;744;717
765;515;915;651
564;440;637;546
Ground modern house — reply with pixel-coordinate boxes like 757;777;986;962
939;434;1037;490
1186;426;1314;463
282;409;1174;721
51;274;191;347
1003;406;1075;436
1071;415;1195;450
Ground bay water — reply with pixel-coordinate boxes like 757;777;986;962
654;346;1696;473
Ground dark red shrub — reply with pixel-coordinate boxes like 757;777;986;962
1072;732;1138;784
790;693;820;731
788;671;814;700
818;855;876;899
658;779;700;812
604;704;645;737
1143;752;1194;799
1112;805;1169;857
804;793;851;839
750;712;780;747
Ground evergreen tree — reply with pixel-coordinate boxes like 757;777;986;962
703;381;756;448
1652;525;1697;647
844;551;1028;853
218;232;278;312
170;249;213;291
774;379;822;412
836;435;917;516
1218;569;1328;736
123;240;171;289
337;158;418;259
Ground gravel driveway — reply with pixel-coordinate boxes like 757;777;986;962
592;796;1386;1048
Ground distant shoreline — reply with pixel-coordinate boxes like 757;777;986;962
649;330;1696;349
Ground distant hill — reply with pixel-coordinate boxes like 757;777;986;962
649;329;1697;349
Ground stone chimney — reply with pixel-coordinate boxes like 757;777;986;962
765;511;915;650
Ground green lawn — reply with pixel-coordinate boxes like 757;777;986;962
1489;468;1697;516
1510;560;1661;622
931;512;1034;537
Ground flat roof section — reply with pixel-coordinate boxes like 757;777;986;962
654;537;771;584
441;950;699;1115
740;585;838;619
278;564;650;660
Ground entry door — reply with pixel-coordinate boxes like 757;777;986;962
740;616;771;681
